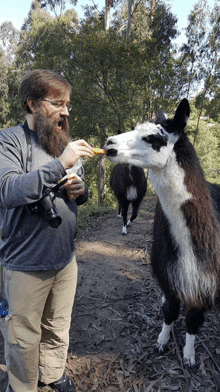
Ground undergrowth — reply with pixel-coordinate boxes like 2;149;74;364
77;198;115;231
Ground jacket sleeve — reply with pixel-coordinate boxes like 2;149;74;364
76;184;89;206
0;127;66;209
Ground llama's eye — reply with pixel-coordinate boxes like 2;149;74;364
142;136;153;144
142;134;168;152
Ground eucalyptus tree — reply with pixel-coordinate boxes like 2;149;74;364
0;21;25;128
14;0;189;204
180;0;220;144
17;1;79;73
0;22;20;63
208;89;220;122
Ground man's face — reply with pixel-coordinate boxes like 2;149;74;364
40;86;71;131
33;86;71;157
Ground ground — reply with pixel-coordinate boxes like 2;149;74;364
1;196;220;391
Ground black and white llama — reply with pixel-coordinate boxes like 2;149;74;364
110;164;147;235
104;99;220;367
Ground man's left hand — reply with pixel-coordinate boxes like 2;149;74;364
64;173;85;201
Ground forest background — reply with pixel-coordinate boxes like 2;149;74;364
0;0;220;224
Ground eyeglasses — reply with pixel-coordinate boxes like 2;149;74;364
41;99;73;112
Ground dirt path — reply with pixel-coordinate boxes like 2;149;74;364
1;196;220;391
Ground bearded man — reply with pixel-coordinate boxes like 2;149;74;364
0;69;94;392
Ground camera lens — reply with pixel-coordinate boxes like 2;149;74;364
50;216;62;228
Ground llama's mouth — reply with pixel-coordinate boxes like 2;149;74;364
106;148;118;157
104;140;118;157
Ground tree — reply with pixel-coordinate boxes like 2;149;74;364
180;0;220;144
0;21;25;128
187;99;220;185
0;22;20;63
5;0;202;204
17;1;79;72
208;89;220;122
105;0;114;31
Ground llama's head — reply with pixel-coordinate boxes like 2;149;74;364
105;99;190;169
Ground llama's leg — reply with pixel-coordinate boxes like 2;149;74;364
183;306;206;367
157;295;180;352
127;199;142;226
117;202;122;218
121;202;129;235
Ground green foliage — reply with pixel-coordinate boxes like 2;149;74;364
180;0;220;102
0;0;219;207
0;61;24;128
77;198;114;230
187;116;220;185
0;22;25;128
208;89;220;122
15;0;186;139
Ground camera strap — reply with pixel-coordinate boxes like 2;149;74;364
23;121;32;173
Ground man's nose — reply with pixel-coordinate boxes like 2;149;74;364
60;105;70;116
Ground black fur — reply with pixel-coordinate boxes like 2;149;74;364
142;134;168;152
152;99;220;360
110;164;147;235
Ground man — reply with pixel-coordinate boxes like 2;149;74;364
0;69;94;392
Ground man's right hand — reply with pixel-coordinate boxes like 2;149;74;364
59;140;94;170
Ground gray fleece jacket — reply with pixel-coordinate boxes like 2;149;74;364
0;122;88;271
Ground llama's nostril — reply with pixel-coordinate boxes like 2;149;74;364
106;140;114;146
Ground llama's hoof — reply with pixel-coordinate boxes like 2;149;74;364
127;219;131;227
183;337;196;370
122;227;127;235
157;343;168;353
117;214;121;219
183;357;197;372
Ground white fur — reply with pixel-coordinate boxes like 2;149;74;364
157;322;173;351
122;225;127;235
183;333;196;366
105;123;178;169
127;186;138;201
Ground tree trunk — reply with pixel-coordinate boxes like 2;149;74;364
98;155;105;206
126;0;132;40
150;0;156;23
105;0;112;32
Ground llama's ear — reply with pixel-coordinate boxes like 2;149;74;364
171;98;190;132
155;109;168;125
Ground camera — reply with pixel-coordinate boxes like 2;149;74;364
35;187;62;228
27;178;68;228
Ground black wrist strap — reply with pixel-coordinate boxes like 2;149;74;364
23;121;32;173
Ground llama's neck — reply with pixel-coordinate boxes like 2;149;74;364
149;151;193;260
149;150;192;217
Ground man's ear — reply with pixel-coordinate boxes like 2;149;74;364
27;99;37;114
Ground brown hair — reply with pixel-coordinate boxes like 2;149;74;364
18;69;72;114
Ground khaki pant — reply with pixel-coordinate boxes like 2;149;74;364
0;256;78;392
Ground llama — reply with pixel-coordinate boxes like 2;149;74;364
104;99;220;367
110;163;147;235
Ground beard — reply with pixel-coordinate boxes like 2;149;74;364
33;108;70;157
